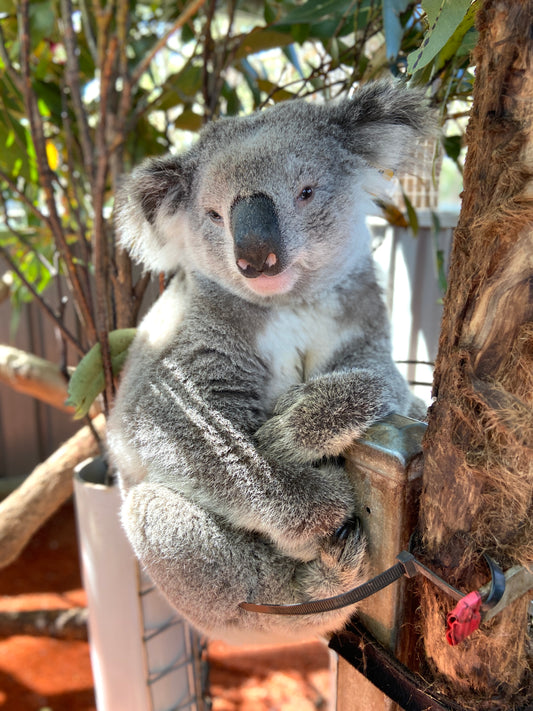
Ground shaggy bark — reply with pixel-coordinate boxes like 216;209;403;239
0;414;105;568
418;1;533;707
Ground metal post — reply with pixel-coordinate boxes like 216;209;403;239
331;414;426;711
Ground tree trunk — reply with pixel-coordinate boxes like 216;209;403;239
418;0;533;707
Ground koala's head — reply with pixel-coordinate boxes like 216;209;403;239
115;82;435;303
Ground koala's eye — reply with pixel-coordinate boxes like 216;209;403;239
207;210;223;224
297;186;314;202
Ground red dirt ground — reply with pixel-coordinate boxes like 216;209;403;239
0;501;331;710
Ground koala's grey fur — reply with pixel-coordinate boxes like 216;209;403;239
107;82;432;646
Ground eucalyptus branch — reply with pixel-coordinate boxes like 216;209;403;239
109;0;135;330
202;0;217;121
210;0;239;119
92;34;118;409
0;22;23;92
130;0;209;87
79;0;98;63
60;0;95;181
0;168;53;229
18;0;96;343
0;193;57;277
0;245;84;356
59;80;92;272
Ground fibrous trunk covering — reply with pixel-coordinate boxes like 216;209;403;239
418;0;533;707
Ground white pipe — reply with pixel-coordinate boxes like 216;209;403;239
74;458;203;711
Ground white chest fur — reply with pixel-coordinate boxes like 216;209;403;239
256;295;357;410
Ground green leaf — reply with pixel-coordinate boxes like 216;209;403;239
382;0;410;62
432;0;479;70
274;0;354;25
402;191;419;236
442;134;462;162
29;0;57;48
234;28;294;60
407;0;473;74
256;79;295;102
174;109;203;132
156;63;203;108
66;329;137;419
431;212;448;294
289;23;310;44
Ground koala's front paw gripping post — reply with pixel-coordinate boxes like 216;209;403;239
240;550;513;646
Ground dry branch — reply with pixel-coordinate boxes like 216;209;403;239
0;414;105;569
0;607;88;641
0;345;103;417
0;345;72;412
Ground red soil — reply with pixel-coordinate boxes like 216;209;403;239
0;501;331;710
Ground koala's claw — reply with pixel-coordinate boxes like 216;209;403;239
321;514;365;568
334;515;361;543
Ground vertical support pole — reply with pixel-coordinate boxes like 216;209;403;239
74;457;207;711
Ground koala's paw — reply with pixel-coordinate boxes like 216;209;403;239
326;515;364;565
300;515;368;599
255;372;387;464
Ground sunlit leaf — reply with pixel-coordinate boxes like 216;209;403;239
46;140;59;170
407;0;473;74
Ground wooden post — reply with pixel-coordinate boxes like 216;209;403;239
418;0;533;706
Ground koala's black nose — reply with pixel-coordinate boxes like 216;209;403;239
230;194;283;278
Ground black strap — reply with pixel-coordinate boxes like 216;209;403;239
239;560;407;615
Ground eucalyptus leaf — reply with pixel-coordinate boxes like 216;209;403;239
273;0;355;25
382;0;410;62
407;0;473;74
234;28;293;60
66;329;137;419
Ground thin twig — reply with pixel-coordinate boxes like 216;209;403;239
18;0;96;343
79;0;98;62
110;0;134;330
0;168;53;229
59;79;92;274
0;194;57;277
130;0;209;87
0;245;84;355
92;34;118;409
60;0;95;181
202;0;217;122
0;22;23;92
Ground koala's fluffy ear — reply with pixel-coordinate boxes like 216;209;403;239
330;82;437;172
114;153;196;274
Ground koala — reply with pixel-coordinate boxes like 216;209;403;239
107;82;432;646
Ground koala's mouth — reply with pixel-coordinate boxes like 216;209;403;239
241;266;298;296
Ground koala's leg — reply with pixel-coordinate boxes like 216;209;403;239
121;480;367;645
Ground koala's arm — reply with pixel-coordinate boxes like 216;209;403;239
256;289;425;465
114;319;356;561
255;342;409;465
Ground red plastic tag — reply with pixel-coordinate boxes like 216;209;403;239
446;591;482;646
